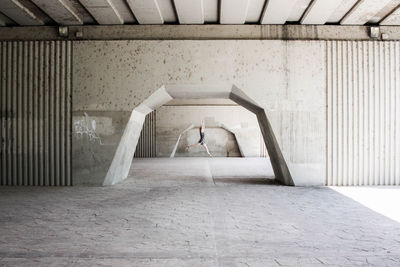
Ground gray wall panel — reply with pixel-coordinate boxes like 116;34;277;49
0;41;72;186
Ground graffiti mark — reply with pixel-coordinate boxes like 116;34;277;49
74;112;104;145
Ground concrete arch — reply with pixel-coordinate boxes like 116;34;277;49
103;84;294;186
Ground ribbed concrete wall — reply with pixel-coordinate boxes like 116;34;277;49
327;41;400;186
0;41;72;186
134;111;156;158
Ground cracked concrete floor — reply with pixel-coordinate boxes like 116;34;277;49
0;158;400;266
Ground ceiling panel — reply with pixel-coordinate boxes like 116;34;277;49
0;11;16;26
79;0;123;24
341;0;395;25
31;0;83;25
220;0;249;24
368;0;400;23
0;0;53;25
245;0;265;23
0;0;399;26
380;5;400;25
287;0;312;22
203;0;218;23
327;0;359;23
261;0;300;24
174;0;204;24
127;0;164;24
301;0;343;24
110;0;137;23
157;0;177;23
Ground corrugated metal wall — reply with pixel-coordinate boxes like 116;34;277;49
327;41;400;186
134;111;156;158
0;41;72;186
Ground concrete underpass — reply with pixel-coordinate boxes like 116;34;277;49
1;0;400;266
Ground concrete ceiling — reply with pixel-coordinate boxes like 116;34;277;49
0;0;400;27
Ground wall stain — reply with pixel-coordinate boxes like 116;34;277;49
74;113;103;145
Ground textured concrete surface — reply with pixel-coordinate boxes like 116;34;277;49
156;105;260;157
1;158;400;266
100;84;293;186
72;111;131;186
73;40;325;186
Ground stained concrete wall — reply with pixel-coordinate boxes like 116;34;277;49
156;105;260;157
72;40;326;186
72;111;130;185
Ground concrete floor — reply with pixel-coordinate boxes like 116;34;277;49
0;158;400;266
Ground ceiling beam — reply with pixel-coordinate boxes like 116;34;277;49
301;0;343;24
203;0;218;23
109;0;136;23
245;0;265;23
79;0;130;24
380;4;400;25
261;0;297;24
220;0;249;24
341;0;395;25
156;0;177;23
0;12;15;26
326;0;359;23
126;0;163;24
286;0;313;22
174;0;204;24
30;0;89;25
368;0;400;24
0;0;53;25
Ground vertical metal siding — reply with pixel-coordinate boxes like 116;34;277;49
134;111;156;158
327;41;400;186
0;41;72;186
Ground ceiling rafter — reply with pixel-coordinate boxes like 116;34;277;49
1;0;400;26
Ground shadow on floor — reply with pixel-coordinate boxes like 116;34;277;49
212;177;277;185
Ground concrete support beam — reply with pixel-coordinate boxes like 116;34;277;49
341;0;395;25
126;0;163;24
0;12;15;26
1;25;400;41
380;5;400;25
261;0;297;24
30;0;91;25
0;0;52;25
79;0;134;24
301;0;343;25
174;0;204;24
220;0;249;24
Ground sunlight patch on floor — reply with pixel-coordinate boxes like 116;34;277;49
331;186;400;223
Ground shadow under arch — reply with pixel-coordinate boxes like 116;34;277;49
103;84;294;186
